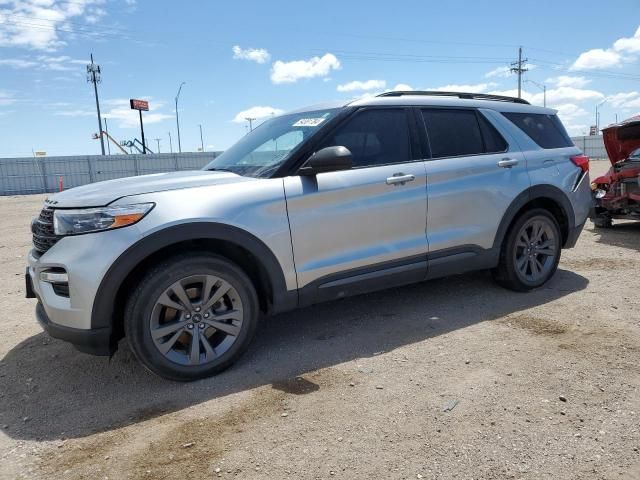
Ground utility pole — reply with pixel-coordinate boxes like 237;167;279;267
168;131;173;153
245;117;256;131
199;124;204;151
87;53;105;155
155;138;161;153
103;117;111;155
175;82;185;153
510;46;528;99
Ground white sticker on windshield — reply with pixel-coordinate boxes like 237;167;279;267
292;118;326;127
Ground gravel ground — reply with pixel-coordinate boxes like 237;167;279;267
0;161;639;480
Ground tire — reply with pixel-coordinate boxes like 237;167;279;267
124;253;260;381
592;215;613;229
492;208;562;292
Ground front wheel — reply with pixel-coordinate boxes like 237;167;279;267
493;209;562;292
124;254;260;381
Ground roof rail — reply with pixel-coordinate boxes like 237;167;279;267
376;90;530;105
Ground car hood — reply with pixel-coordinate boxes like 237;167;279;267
602;115;640;164
46;170;254;208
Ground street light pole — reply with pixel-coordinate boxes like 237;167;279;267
199;124;204;152
595;99;607;132
175;81;185;153
168;131;173;153
245;117;256;131
155;138;161;153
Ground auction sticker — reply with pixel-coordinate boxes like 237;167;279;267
292;118;326;127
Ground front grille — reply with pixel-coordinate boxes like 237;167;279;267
32;207;61;255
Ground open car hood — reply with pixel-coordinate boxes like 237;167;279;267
602;115;640;165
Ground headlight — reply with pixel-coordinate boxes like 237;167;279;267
53;203;154;235
594;189;607;199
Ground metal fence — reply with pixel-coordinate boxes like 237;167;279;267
0;152;221;196
571;135;607;160
0;136;610;196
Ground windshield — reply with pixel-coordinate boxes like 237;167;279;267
204;108;340;177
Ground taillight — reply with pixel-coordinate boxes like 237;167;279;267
570;154;589;173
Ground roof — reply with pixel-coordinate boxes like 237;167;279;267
287;92;555;116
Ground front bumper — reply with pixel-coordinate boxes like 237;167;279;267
36;301;112;356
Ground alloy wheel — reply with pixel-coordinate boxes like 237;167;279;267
149;274;243;366
513;216;558;283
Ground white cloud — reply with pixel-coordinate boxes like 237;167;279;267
545;75;590;88
337;79;386;92
101;98;173;129
485;66;512;79
570;49;622;70
612;26;640;54
391;83;413;91
232;106;284;123
429;83;497;93
553;103;589;120
232;45;271;64
0;0;108;51
608;91;639;108
543;86;604;103
570;25;640;70
271;53;340;84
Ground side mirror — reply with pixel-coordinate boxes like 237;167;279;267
298;146;353;176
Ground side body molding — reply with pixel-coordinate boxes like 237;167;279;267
91;222;297;331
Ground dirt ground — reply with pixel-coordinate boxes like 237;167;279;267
0;161;638;480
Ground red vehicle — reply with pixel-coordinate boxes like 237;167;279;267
590;115;640;228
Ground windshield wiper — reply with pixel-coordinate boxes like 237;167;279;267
207;168;236;173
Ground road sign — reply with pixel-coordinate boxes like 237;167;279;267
130;99;149;111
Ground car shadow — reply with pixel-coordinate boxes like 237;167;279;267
590;221;640;252
0;269;588;441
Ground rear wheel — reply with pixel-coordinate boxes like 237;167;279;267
493;209;562;292
125;254;259;381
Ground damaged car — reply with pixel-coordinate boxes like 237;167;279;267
591;115;640;228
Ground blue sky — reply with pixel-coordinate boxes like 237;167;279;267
0;0;639;157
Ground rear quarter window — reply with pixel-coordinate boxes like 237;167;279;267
503;112;573;149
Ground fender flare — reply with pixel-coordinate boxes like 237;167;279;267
91;222;295;330
492;184;576;250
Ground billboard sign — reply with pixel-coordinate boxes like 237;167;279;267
130;99;149;111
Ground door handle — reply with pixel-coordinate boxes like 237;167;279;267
497;158;519;168
386;173;415;185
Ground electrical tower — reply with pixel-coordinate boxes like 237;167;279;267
87;54;106;155
510;47;528;99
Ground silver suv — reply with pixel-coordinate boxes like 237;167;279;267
26;91;592;381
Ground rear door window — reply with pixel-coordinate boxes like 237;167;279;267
503;112;572;149
421;108;507;158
